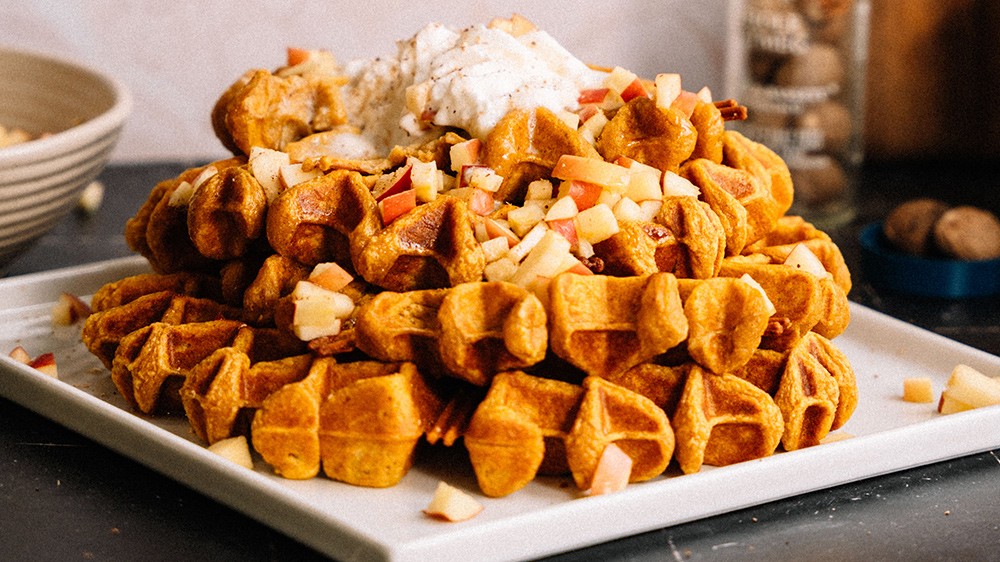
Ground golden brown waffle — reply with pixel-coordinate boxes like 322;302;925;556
355;282;547;385
240;254;311;326
548;272;688;378
565;376;674;490
251;360;444;487
775;332;857;451
187;165;268;261
83;291;240;369
355;196;486;291
483;107;601;203
677;277;772;374
596;97;697;173
465;371;673;497
90;271;223;313
723;130;794;222
212;66;348;156
266;169;381;269
655;196;727;279
672;366;784;474
689;99;725;163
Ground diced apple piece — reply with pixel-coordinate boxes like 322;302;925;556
938;390;974;414
449;138;482;173
8;346;31;364
291;280;355;341
379;189;417;225
637;200;663;222
279;163;322;190
545;195;580;222
783;243;830;278
509;230;573;287
488;13;538;36
481;236;511;263
671;90;699;118
463;166;503;193
525;179;554;201
596;189;622;209
424;481;483;522
554;252;588;276
559;180;605;210
738;274;777;316
620;78;652;102
612;197;643;223
207;435;255;469
589;442;633;495
308;262;354;293
507;222;548;263
468;188;496;216
29;352;58;378
604;66;638;96
484;256;518;282
484;218;520;248
578;110;609;145
576;239;595;259
578;88;610;105
507;205;546;238
286;47;311;66
552;155;631;193
51;292;92;326
662;171;700;197
374;166;412;202
523;198;553;214
249;147;290;202
547;217;579;247
941;364;1000;410
409;158;442;202
558;111;580;130
575;203;620;245
473;219;489;243
654;73;682;110
167;180;195;207
902;377;934;403
696;85;713;103
623;168;662;202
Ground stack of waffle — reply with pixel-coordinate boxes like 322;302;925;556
82;19;856;497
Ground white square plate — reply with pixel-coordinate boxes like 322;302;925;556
2;256;999;561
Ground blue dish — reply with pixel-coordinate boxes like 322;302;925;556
859;222;1000;298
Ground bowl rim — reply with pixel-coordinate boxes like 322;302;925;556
0;46;132;167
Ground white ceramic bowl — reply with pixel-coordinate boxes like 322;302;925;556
0;47;131;273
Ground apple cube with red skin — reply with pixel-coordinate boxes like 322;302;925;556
379;189;417;225
309;262;354;293
450;139;482;173
670;90;699;119
29;353;58;378
578;88;610;105
51;292;92;326
468;188;495;216
510;230;573;286
484;218;520;248
375;166;412;202
552;155;631;193
589;442;633;495
287;47;311;66
620;78;652;102
547;218;579;247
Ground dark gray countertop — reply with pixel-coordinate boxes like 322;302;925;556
1;161;998;561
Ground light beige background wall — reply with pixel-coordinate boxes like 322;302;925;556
4;0;729;162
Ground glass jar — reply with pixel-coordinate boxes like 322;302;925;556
726;0;870;228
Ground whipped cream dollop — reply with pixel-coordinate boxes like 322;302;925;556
341;22;607;154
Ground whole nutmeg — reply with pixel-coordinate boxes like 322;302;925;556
932;206;1000;261
797;100;853;154
790;156;846;205
882;198;950;255
775;43;844;88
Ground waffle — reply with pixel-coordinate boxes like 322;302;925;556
595;96;697;173
250;359;444;487
354;196;486;291
266;169;381;269
672;365;784;474
355;281;547;385
547;272;688;378
83;290;240;369
677;277;772;374
187;165;268;261
464;371;672;497
775;332;857;451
